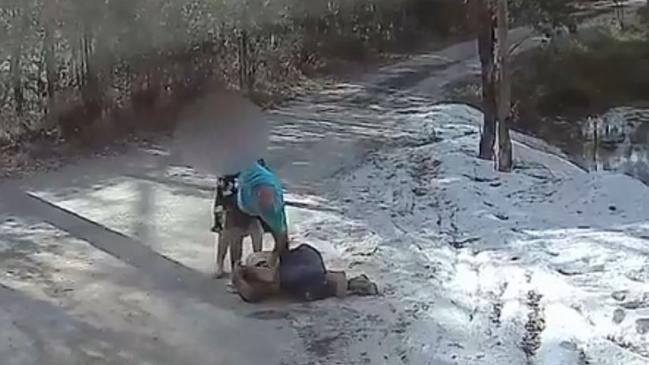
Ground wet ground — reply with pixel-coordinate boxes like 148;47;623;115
571;107;649;183
506;106;649;184
443;72;649;186
439;0;649;185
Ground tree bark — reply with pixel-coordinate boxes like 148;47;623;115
246;34;258;93
42;0;58;129
239;29;249;92
10;38;24;117
10;6;29;118
495;0;512;172
474;0;496;161
613;0;625;29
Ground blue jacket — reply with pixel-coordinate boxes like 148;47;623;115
236;161;287;234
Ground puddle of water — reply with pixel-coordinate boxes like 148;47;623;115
577;107;649;184
580;142;649;183
521;107;649;184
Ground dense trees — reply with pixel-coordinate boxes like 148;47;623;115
0;0;470;145
0;0;590;170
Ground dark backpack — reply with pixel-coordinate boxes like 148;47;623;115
279;244;331;301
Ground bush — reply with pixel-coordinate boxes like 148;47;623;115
517;33;649;116
0;0;472;146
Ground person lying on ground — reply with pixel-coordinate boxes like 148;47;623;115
232;244;379;303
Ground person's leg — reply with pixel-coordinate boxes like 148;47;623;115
211;181;224;233
220;224;245;291
228;228;245;287
212;175;237;232
224;206;256;260
347;274;379;296
214;231;228;278
325;271;348;298
229;232;244;269
211;207;223;233
249;219;264;253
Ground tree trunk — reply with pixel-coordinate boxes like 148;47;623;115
239;29;249;92
80;25;102;119
614;1;625;29
43;0;58;129
10;7;29;118
474;0;496;161
10;37;24;118
246;34;257;93
495;0;512;172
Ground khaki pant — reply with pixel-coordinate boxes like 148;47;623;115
215;208;263;279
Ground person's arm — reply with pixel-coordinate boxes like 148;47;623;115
268;229;289;269
272;230;289;255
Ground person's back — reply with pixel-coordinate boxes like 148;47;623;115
279;244;331;301
236;161;287;234
211;159;269;233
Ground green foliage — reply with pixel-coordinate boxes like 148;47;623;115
638;2;649;27
515;33;649;116
509;0;577;32
0;0;599;145
0;0;473;144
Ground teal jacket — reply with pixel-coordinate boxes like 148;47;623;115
236;161;287;234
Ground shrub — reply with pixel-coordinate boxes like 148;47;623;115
517;33;649;116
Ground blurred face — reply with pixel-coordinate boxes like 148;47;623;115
171;88;269;176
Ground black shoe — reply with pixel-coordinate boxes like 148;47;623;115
348;275;379;296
